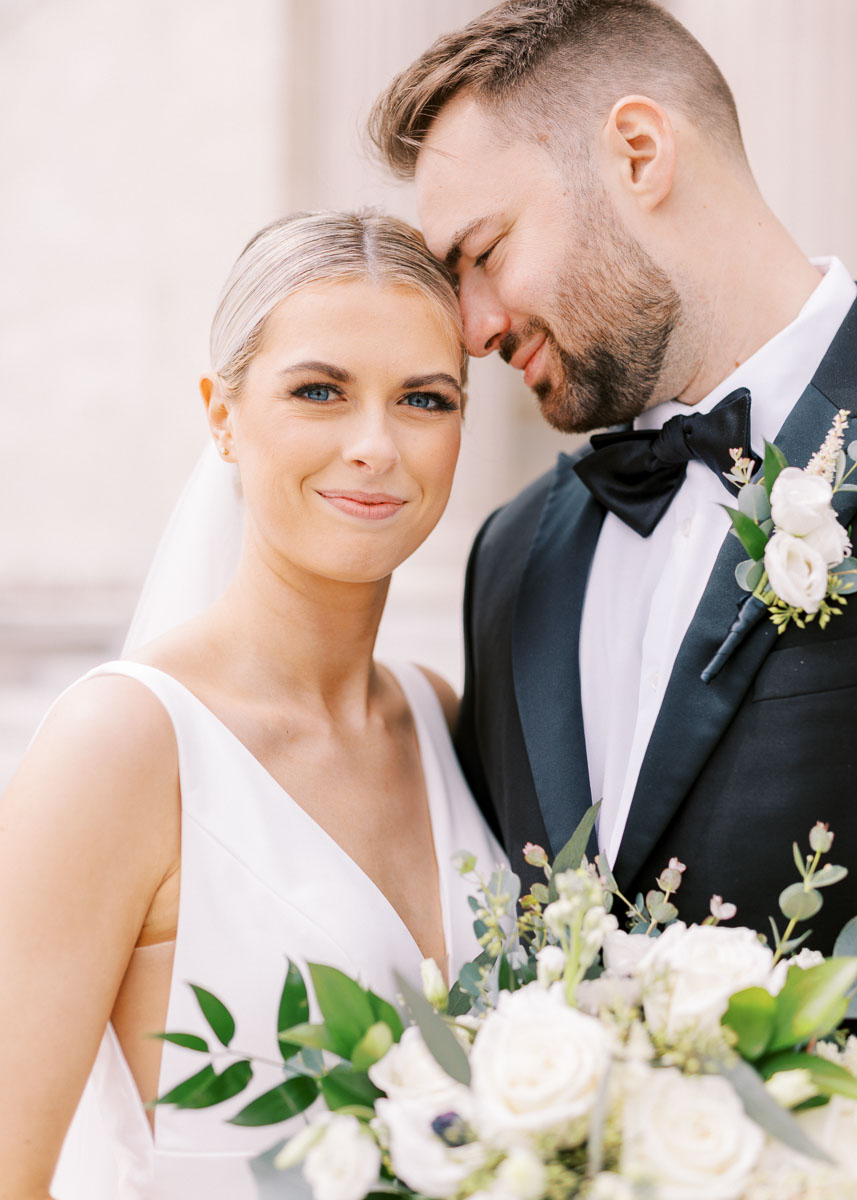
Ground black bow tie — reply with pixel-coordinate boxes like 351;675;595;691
574;387;757;537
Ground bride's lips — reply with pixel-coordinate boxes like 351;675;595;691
316;490;407;520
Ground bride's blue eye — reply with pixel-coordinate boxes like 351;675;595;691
294;384;338;403
402;391;458;412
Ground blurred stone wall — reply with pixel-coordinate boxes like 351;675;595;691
1;0;856;788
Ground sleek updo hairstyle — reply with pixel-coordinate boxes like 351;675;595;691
209;210;467;399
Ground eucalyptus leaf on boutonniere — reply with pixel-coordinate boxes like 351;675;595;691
701;409;857;683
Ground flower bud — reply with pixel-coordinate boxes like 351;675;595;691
709;895;737;921
497;1148;547;1200
809;822;834;853
536;944;566;986
522;842;549;869
764;1068;817;1109
451;850;476;876
420;958;448;1011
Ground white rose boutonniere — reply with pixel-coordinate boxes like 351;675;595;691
702;408;857;682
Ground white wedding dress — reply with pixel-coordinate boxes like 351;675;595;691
50;657;504;1200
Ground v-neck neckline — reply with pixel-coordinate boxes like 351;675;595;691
108;659;452;976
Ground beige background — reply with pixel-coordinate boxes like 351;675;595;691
2;0;856;786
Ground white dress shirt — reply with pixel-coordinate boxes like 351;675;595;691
579;256;857;867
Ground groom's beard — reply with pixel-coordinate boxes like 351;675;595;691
502;207;682;435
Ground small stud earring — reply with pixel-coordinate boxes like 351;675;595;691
221;445;229;457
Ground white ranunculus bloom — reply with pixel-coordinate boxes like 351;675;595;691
588;1173;638;1200
770;467;833;536
496;1147;547;1200
375;1096;483;1198
603;928;654;976
622;1067;764;1199
302;1114;381;1200
637;923;775;1039
764;531;828;613
469;982;612;1143
804;510;851;565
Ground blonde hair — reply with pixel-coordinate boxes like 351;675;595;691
210;210;467;396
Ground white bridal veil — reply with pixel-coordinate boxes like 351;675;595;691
122;442;245;655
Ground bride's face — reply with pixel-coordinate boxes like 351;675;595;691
214;279;463;584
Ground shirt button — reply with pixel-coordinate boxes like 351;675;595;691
680;518;692;538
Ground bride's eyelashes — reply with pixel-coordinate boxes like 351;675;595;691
289;382;458;413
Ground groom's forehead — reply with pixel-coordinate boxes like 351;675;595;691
415;98;538;259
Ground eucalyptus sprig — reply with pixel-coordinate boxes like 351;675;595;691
771;822;848;963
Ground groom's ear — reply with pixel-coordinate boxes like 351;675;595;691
600;95;676;213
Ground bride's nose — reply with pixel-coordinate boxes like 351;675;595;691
342;407;401;474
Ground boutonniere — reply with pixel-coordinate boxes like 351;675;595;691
701;408;857;683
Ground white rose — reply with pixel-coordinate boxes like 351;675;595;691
770;467;833;536
576;973;640;1016
368;1026;465;1108
375;1097;483;1198
803;510;852;566
622;1067;764;1199
303;1114;381;1200
745;1138;857;1200
469;982;612;1144
638;923;775;1039
768;947;826;995
797;1095;857;1178
588;1174;637;1200
764;531;828;614
603;928;654;976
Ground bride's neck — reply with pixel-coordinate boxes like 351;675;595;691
205;542;391;711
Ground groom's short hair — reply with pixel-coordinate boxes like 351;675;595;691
369;0;745;179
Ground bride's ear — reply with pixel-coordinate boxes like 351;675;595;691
200;376;234;459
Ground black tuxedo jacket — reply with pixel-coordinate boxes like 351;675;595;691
455;298;857;954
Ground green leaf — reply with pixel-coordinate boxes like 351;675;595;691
722;506;770;561
721;987;776;1060
309;964;377;1058
847;440;857;463
278;1022;338;1054
159;1060;253;1109
759;1050;857;1101
738;483;771;522
278;961;310;1061
835;451;848;489
834;915;857;957
395;972;471;1085
320;1065;383;1111
719;1058;834;1163
150;1031;209;1053
812;864;848;889
351;1021;394;1072
769;958;857;1053
229;1075;319;1126
763;440;788;498
792;843;808;879
190;984;235;1048
446;980;472;1017
367;990;404;1042
830;557;857;595
548;801;601;901
779;882;823;921
735;558;765;592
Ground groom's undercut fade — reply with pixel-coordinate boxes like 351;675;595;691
368;0;746;179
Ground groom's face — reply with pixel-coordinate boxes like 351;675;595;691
416;97;680;434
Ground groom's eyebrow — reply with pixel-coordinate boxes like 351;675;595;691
443;215;497;269
278;361;353;382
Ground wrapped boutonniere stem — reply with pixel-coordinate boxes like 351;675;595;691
701;409;857;683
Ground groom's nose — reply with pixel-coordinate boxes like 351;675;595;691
459;275;511;357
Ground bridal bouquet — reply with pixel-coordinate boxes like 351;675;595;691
159;808;857;1200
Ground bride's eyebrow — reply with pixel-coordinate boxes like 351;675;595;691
401;372;462;395
278;361;353;382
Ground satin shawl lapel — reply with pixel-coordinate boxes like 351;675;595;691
614;297;857;886
512;453;605;856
